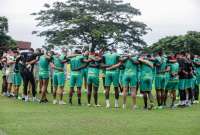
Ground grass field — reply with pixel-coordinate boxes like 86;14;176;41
0;91;200;135
0;71;200;135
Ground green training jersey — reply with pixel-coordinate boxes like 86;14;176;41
193;58;200;76
68;55;84;72
123;57;138;75
155;56;167;74
39;55;50;72
88;55;100;77
103;52;120;66
140;60;154;79
52;55;65;73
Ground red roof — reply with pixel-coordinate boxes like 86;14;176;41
16;41;31;50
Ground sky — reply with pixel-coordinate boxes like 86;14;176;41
0;0;200;49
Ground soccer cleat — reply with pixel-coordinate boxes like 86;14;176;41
94;104;101;107
193;100;199;104
158;106;163;109
53;100;57;105
132;105;137;111
106;103;110;108
148;103;154;110
59;100;66;105
32;97;39;102
25;96;29;102
17;96;22;100
44;99;48;103
2;92;7;96
87;104;91;107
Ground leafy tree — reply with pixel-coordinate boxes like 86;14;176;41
32;0;149;52
0;16;16;55
147;31;200;54
0;17;8;33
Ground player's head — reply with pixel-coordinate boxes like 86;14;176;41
157;50;163;56
29;48;34;53
36;48;42;54
74;49;82;54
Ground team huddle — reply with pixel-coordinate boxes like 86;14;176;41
0;48;200;110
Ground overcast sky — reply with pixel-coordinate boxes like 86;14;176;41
1;0;200;48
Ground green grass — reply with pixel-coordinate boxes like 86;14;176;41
0;70;200;135
0;92;200;135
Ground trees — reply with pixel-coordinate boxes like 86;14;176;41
148;31;200;54
32;0;149;52
0;16;16;55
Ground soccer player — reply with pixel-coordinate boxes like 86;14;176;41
67;49;90;105
0;55;8;96
51;50;67;105
12;51;22;99
6;50;15;97
177;52;188;107
102;49;120;108
82;51;89;92
138;55;154;110
165;55;179;108
154;51;168;108
184;53;194;106
39;51;52;103
193;55;200;103
87;51;102;107
107;54;139;110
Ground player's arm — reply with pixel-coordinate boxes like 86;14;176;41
100;56;109;69
106;61;123;70
128;56;139;64
138;57;153;68
66;54;81;59
91;56;102;62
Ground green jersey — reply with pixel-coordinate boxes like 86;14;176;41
103;52;120;67
52;55;65;73
68;55;84;71
39;55;50;72
123;57;138;75
155;56;167;74
193;58;200;76
140;60;154;79
87;55;100;77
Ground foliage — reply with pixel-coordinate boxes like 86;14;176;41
148;31;200;54
0;16;16;55
32;0;149;51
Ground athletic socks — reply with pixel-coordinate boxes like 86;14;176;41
115;99;119;108
78;98;81;105
106;100;110;108
69;97;72;105
122;104;126;109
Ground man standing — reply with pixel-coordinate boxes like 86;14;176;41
6;50;15;97
138;55;154;110
67;50;90;105
193;55;200;103
102;49;120;108
154;51;168;108
87;51;102;107
107;54;139;110
51;50;67;105
165;55;179;108
177;52;188;107
20;48;40;102
39;51;52;103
